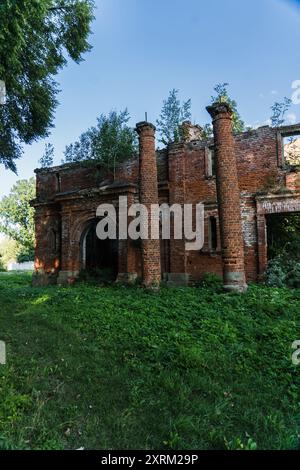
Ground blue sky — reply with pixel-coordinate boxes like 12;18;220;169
1;0;300;198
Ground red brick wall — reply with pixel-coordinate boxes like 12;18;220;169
33;119;299;286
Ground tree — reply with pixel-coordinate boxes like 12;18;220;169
0;237;19;269
39;143;54;168
270;97;292;127
201;123;213;140
63;109;138;177
0;0;95;172
63;128;95;163
284;137;300;166
156;89;192;146
210;83;245;134
0;178;36;261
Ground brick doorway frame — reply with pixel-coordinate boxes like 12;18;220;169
256;192;300;276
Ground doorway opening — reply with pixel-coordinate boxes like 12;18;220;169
266;213;300;260
81;220;118;281
266;212;300;288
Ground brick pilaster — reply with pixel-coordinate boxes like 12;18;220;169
32;204;61;286
168;142;188;284
207;102;247;292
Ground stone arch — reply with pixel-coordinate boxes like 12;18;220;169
77;216;119;280
81;220;118;279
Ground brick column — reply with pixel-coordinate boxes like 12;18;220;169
136;122;161;288
207;102;247;292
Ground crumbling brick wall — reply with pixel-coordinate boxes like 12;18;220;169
32;117;300;287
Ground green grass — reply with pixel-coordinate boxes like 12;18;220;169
0;272;300;450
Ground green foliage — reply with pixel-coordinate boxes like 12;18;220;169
271;97;292;127
266;214;300;288
0;179;35;261
225;437;257;451
267;214;300;259
156;89;192;146
63;109;137;176
0;273;300;450
39;143;54;168
201;123;213;140
0;436;15;450
267;257;300;289
266;257;287;288
210;83;245;134
284;136;300;167
198;272;223;291
17;251;35;264
0;0;95;172
79;267;116;285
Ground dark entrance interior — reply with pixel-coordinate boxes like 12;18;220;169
160;239;170;276
266;212;300;288
83;220;118;281
266;213;300;260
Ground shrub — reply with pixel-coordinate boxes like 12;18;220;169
266;224;300;288
286;261;300;288
225;437;258;451
78;267;116;285
198;272;223;291
266;256;300;288
0;436;14;450
266;257;287;288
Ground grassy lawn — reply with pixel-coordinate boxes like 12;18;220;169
0;272;300;450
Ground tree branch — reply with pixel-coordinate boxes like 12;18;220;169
49;6;72;12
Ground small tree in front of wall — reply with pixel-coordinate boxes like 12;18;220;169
156;89;192;146
39;143;54;168
210;83;245;134
63;109;138;178
270;97;292;127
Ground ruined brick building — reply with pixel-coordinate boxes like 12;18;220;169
32;103;300;292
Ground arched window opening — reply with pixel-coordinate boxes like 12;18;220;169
209;216;218;251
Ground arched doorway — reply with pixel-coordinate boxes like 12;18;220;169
81;220;118;281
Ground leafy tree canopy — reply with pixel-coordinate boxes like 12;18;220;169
39;143;54;168
63;109;138;176
0;178;36;261
156;89;192;146
210;83;245;134
0;0;95;172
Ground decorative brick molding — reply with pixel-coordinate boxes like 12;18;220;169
256;192;300;276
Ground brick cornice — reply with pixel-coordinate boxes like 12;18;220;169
136;121;156;134
206;101;233;120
